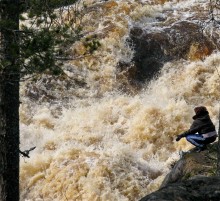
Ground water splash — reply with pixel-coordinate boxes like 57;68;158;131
20;1;220;200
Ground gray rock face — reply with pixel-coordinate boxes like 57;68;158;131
139;144;219;201
160;158;185;188
139;176;220;201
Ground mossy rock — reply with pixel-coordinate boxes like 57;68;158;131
140;142;220;201
161;142;218;188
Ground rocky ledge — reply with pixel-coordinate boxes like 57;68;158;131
140;176;220;201
140;143;220;201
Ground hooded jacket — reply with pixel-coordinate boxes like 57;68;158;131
185;109;216;135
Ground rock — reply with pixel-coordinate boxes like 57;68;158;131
140;176;220;201
160;158;185;188
161;143;218;187
139;143;219;201
129;21;215;83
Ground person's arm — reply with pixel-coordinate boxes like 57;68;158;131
176;131;188;141
186;119;202;134
176;120;201;141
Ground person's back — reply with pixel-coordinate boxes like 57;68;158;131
176;106;217;152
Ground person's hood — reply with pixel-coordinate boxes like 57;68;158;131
193;110;209;120
193;106;209;120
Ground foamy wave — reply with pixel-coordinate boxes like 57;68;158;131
20;1;220;200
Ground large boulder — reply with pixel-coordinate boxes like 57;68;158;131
129;20;215;82
139;143;219;201
161;143;218;187
140;176;220;201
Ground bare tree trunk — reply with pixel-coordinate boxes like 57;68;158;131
217;108;220;176
0;0;20;200
0;76;7;200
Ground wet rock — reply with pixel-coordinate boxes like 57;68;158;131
128;21;215;83
116;61;142;94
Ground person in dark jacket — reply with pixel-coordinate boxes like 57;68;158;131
176;106;217;152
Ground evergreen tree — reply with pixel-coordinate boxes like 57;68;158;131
0;0;91;200
0;1;20;200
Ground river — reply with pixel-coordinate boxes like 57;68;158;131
19;0;220;200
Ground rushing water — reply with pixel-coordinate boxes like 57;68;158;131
19;0;220;200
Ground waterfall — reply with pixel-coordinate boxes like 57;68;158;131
19;0;220;200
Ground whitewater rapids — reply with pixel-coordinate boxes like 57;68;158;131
19;0;220;200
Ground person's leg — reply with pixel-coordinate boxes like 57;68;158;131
186;134;206;148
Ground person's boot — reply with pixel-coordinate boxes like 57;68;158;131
195;145;207;152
